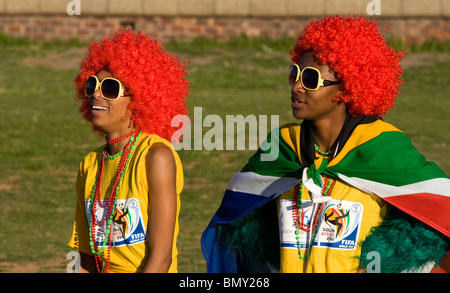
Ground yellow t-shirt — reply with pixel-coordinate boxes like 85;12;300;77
68;133;183;273
277;156;387;273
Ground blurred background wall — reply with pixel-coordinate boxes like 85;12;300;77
0;0;449;43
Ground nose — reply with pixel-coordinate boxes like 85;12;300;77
93;87;103;99
292;80;306;93
88;88;102;103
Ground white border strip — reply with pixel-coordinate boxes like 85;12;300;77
337;174;450;198
227;172;299;198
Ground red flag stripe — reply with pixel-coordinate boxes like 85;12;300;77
382;192;450;237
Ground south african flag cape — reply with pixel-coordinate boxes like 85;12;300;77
201;116;450;273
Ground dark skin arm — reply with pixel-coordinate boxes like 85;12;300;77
79;251;98;273
141;143;178;273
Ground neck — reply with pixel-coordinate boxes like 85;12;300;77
105;128;135;155
312;114;347;154
107;139;128;156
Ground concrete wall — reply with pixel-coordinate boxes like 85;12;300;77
0;0;449;43
1;0;450;17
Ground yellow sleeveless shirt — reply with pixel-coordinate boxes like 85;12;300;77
69;133;183;273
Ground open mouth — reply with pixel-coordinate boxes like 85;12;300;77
291;97;306;106
91;105;109;112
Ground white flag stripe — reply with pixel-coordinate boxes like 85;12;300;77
226;172;450;199
337;174;450;198
227;172;299;198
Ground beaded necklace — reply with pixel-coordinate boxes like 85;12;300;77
106;129;135;145
292;176;336;261
88;129;142;273
314;142;334;156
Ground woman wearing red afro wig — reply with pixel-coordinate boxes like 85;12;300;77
202;15;450;273
69;29;189;273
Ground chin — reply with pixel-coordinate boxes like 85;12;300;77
90;120;107;132
292;109;307;120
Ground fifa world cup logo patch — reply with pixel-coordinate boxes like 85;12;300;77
86;198;147;247
279;199;363;250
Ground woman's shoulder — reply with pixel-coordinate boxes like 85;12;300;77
136;132;182;166
80;144;105;163
136;132;175;152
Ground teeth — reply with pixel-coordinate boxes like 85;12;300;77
92;105;108;110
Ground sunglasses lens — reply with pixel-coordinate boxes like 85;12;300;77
289;65;298;86
101;79;120;100
85;76;97;97
302;68;319;90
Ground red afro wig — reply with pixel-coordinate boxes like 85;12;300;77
74;29;189;141
290;15;406;117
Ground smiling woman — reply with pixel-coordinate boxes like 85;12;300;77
85;70;133;142
68;29;190;273
74;29;189;141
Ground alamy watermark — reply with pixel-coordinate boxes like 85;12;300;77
171;107;279;161
366;251;381;273
66;251;80;273
66;0;81;16
366;0;381;15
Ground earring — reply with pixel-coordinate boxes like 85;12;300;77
128;114;134;128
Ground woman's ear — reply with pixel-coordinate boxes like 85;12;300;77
332;89;345;104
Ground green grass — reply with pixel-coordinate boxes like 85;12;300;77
0;34;449;272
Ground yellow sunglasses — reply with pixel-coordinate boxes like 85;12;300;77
289;64;341;90
84;75;131;100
